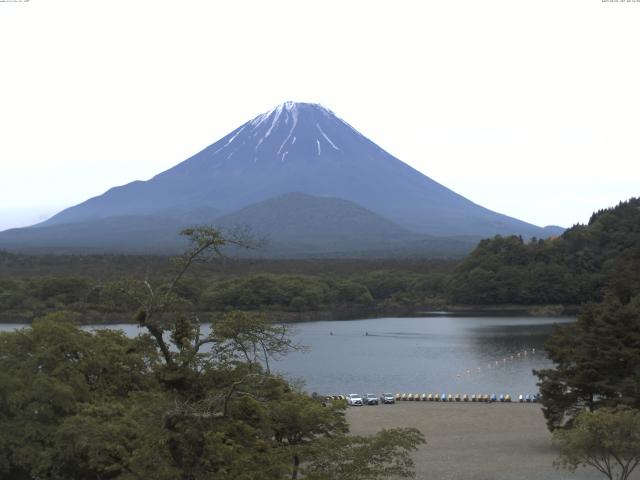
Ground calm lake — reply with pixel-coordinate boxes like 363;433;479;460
0;315;571;397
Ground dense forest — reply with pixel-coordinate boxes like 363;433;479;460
1;198;638;322
448;197;640;306
0;254;453;322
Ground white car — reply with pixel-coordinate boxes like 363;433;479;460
346;393;363;406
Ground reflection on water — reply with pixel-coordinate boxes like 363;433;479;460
272;316;573;396
0;316;572;397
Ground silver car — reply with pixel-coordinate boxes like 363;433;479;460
380;392;395;404
364;393;379;405
346;393;363;406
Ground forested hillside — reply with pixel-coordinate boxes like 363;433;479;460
0;253;452;323
2;198;637;321
448;198;640;305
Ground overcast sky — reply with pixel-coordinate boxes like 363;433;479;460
1;0;638;232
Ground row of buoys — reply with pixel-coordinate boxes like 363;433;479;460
394;392;540;403
456;348;538;380
325;393;540;403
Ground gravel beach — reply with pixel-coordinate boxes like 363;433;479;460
346;402;636;480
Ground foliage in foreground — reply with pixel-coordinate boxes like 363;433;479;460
535;294;640;431
0;227;426;479
554;407;640;480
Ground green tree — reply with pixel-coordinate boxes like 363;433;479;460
554;407;640;480
214;311;301;373
0;227;427;480
535;294;640;430
447;197;640;307
0;313;162;480
15;227;424;480
303;428;425;480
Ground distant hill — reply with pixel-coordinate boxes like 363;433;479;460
447;197;640;305
0;101;562;256
214;192;476;258
217;192;410;242
0;193;476;257
0;215;193;254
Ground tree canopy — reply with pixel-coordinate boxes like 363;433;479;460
554;407;640;480
535;294;640;430
448;197;640;306
0;227;426;480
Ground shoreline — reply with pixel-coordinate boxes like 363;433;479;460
0;304;577;325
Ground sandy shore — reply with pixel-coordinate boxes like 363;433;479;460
347;402;635;480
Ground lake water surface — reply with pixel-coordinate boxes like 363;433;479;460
1;315;571;397
272;315;572;396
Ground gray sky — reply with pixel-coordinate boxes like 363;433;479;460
1;0;638;232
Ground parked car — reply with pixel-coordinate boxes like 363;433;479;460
346;393;363;406
364;393;379;405
380;393;396;404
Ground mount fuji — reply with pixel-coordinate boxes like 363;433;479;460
0;102;562;256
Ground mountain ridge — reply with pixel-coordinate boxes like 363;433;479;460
0;193;478;257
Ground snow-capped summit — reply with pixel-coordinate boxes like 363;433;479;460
5;101;562;254
189;101;361;168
